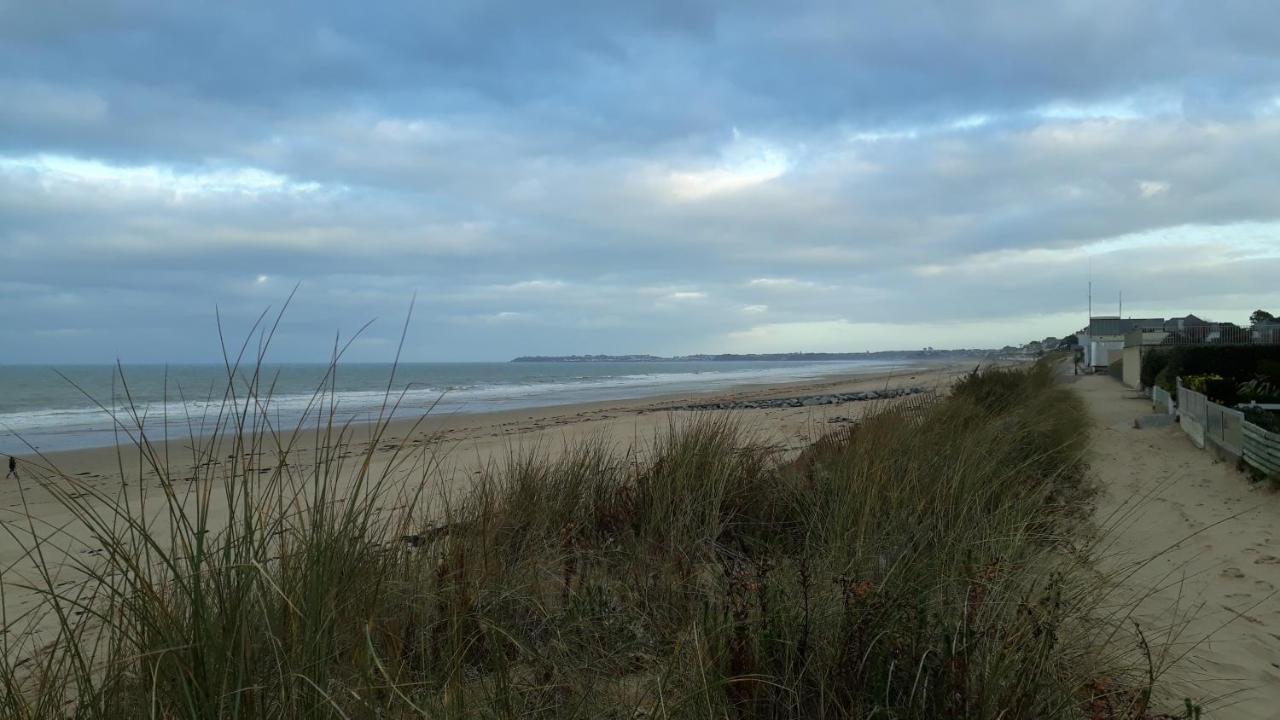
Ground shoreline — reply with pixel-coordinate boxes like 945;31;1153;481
2;359;940;456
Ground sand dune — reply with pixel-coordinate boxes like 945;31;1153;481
1;363;967;652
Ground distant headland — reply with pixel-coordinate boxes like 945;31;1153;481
510;350;989;362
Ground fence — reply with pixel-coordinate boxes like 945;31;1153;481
1175;379;1246;456
1151;385;1174;415
1205;402;1245;457
1171;378;1278;473
1143;323;1280;347
1242;422;1280;476
1176;379;1208;449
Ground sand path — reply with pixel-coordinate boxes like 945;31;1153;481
1072;374;1280;718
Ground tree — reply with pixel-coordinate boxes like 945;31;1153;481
1250;309;1276;326
1058;335;1078;349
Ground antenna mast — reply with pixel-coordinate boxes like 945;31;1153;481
1087;257;1093;319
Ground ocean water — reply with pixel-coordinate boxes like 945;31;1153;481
0;359;911;453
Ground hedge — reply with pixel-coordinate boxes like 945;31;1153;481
1152;345;1280;402
1140;348;1171;389
1161;345;1280;383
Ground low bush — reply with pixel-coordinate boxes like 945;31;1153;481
1244;408;1280;434
1239;377;1280;404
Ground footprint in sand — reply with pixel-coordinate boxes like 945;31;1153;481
1254;555;1280;565
1221;567;1246;579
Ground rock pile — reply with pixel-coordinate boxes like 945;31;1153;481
674;386;928;411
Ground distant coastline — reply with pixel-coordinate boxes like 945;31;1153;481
510;350;989;362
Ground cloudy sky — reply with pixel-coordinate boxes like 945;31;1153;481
3;1;1279;363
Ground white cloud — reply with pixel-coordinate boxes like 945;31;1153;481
721;312;1089;353
492;279;567;292
745;277;829;291
1138;180;1170;198
662;291;707;301
0;154;327;199
660;132;793;200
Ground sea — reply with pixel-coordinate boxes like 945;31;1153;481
0;359;912;453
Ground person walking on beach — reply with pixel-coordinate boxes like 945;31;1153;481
5;455;16;480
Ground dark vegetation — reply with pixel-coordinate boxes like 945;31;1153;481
1142;345;1280;404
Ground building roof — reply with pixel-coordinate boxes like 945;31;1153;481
1164;314;1211;330
1087;317;1164;336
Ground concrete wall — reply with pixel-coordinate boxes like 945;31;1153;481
1087;338;1124;368
1122;346;1142;388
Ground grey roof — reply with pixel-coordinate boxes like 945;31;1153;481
1087;317;1164;336
1164;314;1211;330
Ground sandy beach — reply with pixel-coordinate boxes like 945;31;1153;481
1;362;970;646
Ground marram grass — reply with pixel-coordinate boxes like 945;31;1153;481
1;358;1180;719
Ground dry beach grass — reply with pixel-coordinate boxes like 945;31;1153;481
0;353;1194;718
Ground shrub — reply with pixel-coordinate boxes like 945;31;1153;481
1182;374;1222;392
1140;348;1170;389
1183;373;1244;405
1258;359;1280;384
1244;408;1280;433
1239;377;1280;404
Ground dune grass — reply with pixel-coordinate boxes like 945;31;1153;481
0;357;1179;718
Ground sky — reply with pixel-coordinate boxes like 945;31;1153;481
2;1;1280;363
